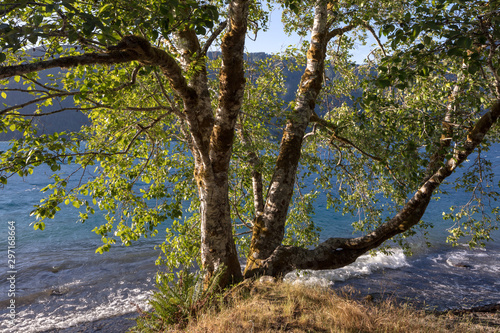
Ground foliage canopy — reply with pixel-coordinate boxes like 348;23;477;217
0;0;499;284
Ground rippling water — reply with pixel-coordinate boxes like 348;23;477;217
0;142;499;332
285;245;500;310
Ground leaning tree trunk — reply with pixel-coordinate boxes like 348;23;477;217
244;1;354;277
254;100;500;277
242;1;500;279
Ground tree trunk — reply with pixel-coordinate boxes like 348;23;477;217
254;100;500;277
244;0;330;276
197;0;249;285
197;165;242;285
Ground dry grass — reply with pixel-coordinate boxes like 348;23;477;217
150;279;499;333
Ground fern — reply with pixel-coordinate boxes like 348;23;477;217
131;266;227;332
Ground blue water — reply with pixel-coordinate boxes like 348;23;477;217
0;156;163;332
0;141;499;332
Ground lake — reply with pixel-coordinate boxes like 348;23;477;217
0;141;499;332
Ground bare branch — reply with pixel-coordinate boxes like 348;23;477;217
85;101;171;113
111;65;141;92
230;200;254;230
363;22;387;57
327;25;355;41
309;111;381;161
153;70;186;120
0;92;76;116
201;21;228;55
2;106;96;117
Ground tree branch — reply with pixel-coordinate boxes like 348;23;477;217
255;99;500;277
363;22;387;57
0;51;139;80
201;21;228;55
210;0;249;173
309;111;406;187
2;106;97;117
236;121;264;216
327;25;355;41
311;112;373;159
0;92;76;116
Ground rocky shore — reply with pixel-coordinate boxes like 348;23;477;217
432;303;500;330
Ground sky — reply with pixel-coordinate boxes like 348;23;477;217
243;9;375;64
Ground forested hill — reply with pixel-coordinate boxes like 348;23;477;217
0;65;90;141
1;52;355;141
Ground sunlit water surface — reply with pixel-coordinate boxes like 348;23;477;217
0;142;499;332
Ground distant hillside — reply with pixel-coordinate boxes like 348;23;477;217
0;66;90;141
1;52;357;141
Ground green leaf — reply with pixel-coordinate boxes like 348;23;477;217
447;47;463;56
411;25;421;39
382;24;395;36
28;34;38;44
34;222;45;231
456;36;472;49
376;79;391;88
467;62;479;74
98;3;113;15
195;26;206;35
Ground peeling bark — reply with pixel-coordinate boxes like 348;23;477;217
198;0;249;285
245;1;331;276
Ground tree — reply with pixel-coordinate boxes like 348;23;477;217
0;0;499;286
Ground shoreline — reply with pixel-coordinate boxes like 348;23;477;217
39;312;138;333
37;297;499;333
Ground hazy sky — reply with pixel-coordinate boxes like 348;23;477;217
244;9;374;64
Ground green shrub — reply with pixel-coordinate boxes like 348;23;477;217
131;267;226;332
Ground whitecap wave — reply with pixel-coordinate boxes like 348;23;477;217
0;286;152;332
284;248;409;287
444;249;500;273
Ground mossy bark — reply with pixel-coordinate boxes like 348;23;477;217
245;1;330;277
